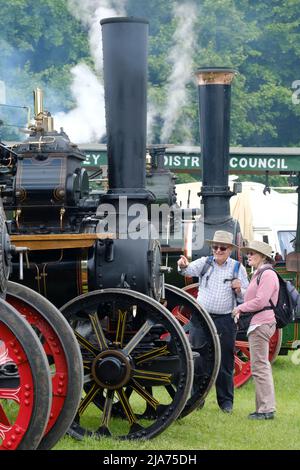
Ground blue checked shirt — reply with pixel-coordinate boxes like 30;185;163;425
179;257;249;314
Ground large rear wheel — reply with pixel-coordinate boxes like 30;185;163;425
6;281;83;450
0;299;52;450
61;288;193;440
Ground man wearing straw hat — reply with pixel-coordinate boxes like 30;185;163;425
178;230;249;413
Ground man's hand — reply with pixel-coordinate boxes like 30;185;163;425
231;307;240;323
177;255;189;269
231;278;241;294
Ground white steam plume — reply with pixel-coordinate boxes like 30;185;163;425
160;2;197;144
55;63;105;143
55;0;125;143
66;0;126;73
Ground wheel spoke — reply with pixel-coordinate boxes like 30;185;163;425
78;382;99;415
172;307;190;325
165;384;176;399
116;388;139;426
236;345;250;359
89;313;108;351
135;344;169;365
83;359;92;371
115;309;127;347
74;330;99;356
131;379;159;409
0;422;11;441
97;389;114;435
234;355;246;370
83;373;93;384
235;340;250;350
122;319;154;356
0;386;20;402
132;368;172;384
0;403;11;426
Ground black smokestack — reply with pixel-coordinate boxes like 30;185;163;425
100;17;150;199
196;68;236;223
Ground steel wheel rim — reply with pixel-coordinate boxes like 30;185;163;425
0;299;51;450
61;288;193;440
6;281;83;450
165;284;221;417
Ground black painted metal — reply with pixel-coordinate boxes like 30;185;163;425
1;132;97;233
190;67;242;259
90;238;162;300
61;288;194;440
101;17;151;200
197;68;235;224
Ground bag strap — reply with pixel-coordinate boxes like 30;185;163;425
256;266;275;285
232;260;241;307
251;266;276;314
248;306;273;314
233;260;240;279
199;255;214;279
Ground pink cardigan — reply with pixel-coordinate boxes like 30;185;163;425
237;264;279;326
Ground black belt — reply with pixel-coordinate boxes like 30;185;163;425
209;313;231;318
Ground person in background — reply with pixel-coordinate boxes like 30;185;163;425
232;240;278;420
274;252;283;263
177;230;249;413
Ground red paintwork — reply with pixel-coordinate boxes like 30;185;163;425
0;321;35;450
6;297;68;436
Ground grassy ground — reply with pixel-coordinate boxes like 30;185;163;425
54;352;300;451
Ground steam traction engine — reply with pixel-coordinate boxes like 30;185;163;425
0;152;83;450
1;17;221;440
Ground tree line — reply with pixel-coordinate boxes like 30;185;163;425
0;0;299;152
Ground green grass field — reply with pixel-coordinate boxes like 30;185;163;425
54;352;300;451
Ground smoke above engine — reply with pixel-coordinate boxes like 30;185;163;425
54;0;126;144
160;2;197;144
55;0;198;145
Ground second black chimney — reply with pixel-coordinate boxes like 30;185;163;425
196;67;236;223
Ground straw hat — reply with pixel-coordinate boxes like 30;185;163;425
205;230;238;248
240;240;273;260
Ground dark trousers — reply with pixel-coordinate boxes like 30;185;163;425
211;313;237;408
189;312;237;408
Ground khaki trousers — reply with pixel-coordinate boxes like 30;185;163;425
248;323;276;413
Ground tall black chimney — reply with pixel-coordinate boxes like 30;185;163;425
196;68;236;223
100;17;151;201
191;68;241;259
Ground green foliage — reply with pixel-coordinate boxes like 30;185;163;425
0;0;299;149
237;174;290;188
0;0;89;137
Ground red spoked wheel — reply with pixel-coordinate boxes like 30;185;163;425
6;281;83;450
234;328;282;387
183;282;282;388
0;298;52;450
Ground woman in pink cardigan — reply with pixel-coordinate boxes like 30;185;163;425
232;240;279;420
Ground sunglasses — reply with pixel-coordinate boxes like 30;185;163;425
212;245;228;252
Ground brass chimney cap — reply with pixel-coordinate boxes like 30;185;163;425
195;67;237;85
